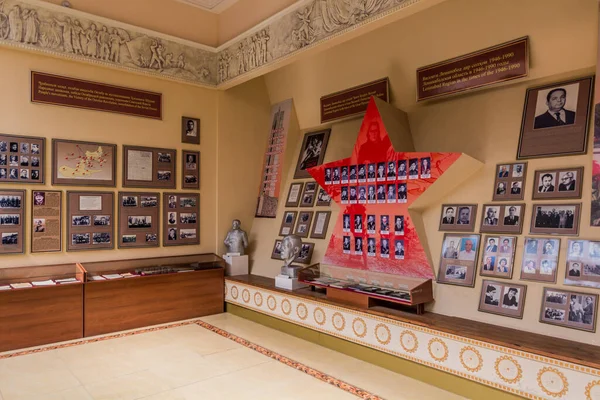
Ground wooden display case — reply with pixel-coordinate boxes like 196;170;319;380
0;263;85;352
299;263;433;314
81;254;225;336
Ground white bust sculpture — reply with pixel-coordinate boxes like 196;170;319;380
223;219;249;255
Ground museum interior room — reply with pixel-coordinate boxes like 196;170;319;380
1;0;600;399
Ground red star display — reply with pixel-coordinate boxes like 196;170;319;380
309;98;461;279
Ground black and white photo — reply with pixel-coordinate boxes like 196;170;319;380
72;215;91;226
128;216;152;229
157;152;172;163
72;233;90;245
180;213;197;224
123;196;138;207
0;214;19;225
122;235;137;243
93;232;111;244
533;84;579;129
141;196;158;207
94;215;111;226
157;171;171;181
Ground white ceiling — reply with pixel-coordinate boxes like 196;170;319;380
176;0;240;13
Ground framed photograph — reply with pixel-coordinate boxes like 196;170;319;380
479;235;517;279
118;192;160;249
181;116;200;145
0;190;25;254
0;134;45;184
520;237;560;283
271;239;283;260
67;191;114;251
540;287;598;333
530;203;581;236
285;182;304;207
31;190;62;253
163;192;200;246
310;211;331;239
296;243;315;264
294;211;314;238
316;188;331;207
294;129;330;179
532;167;583;200
479;280;527;319
299;181;317;207
564;239;600;289
52;139;117;187
279;211;297;236
493;162;527;201
182;150;200;189
480;203;525;234
123;145;176;189
438;204;477;232
437;233;480;287
517;76;594;159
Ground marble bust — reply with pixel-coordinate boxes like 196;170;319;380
223;219;249;255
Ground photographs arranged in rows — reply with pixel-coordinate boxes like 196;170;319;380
52;139;117;186
518;76;594;159
479;280;527;319
437;233;480;287
565;240;600;288
532;167;583;200
300;182;317;207
493;162;527;201
316;188;331;206
67;191;114;251
530;203;580;236
271;240;315;264
438;204;477;232
324;156;431;187
294;129;330;179
479;236;517;279
123;145;176;189
341;235;405;259
182;150;200;189
520;237;560;283
0;190;25;254
310;211;331;239
340;183;408;205
279;211;297;236
294;211;313;238
480;203;524;234
343;213;405;236
118;192;160;249
285;182;304;207
181;116;200;145
540;287;598;332
163;193;199;246
0;134;45;184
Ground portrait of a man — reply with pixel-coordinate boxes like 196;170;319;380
538;173;555;193
441;207;455;224
534;86;577;129
558;171;576;192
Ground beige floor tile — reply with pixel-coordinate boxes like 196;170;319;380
60;353;146;386
84;370;172;400
18;386;94;400
146;351;231;388
201;346;272;373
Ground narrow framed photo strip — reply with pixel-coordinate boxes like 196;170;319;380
31;190;62;253
299;181;317;207
271;239;283;260
118;192;160;249
480;203;525;234
310;211;331;239
438;204;477;232
293;129;331;179
540;287;598;333
0;134;45;184
294;211;314;238
0;189;25;255
123;145;176;189
479;280;527;319
316;188;331;206
296;242;315;264
479;235;517;279
285;182;304;207
437;233;481;288
182;150;200;189
493;162;527;201
520;237;560;283
52;139;117;187
163;192;200;247
564;239;600;289
67;191;114;251
532;167;583;200
182;116;200;145
517;76;594;159
530;203;581;236
279;211;297;237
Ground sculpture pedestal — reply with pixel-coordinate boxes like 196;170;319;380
275;275;308;291
222;254;249;276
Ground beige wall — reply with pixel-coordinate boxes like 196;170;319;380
253;0;600;343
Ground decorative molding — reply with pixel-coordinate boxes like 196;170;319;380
226;280;600;400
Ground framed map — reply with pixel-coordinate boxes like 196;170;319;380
52;139;117;186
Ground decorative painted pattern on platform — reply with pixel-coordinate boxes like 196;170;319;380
225;280;600;400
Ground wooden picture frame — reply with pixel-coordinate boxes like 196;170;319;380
299;181;317;207
285;182;304;207
310;211;331;239
479;235;517;280
67;191;114;251
520;237;560;283
31;190;62;253
540;287;598;333
517;76;594;159
492;162;527;201
479;280;527;319
279;211;297;236
118;192;160;249
0;189;25;255
294;129;331;179
532;167;584;200
480;203;525;234
182;150;200;189
271;239;283;260
123;145;176;189
181;117;200;145
438;204;477;232
52;139;117;187
163;193;200;247
530;203;581;236
296;242;315;264
316;188;331;206
294;211;314;238
437;233;481;287
564;239;600;289
0;134;45;184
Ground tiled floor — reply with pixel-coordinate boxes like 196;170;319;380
0;313;466;400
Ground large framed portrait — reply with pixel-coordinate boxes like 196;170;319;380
492;162;527;201
564;239;600;289
530;203;581;236
540;287;598;333
123;145;176;189
437;233;480;287
532;167;583;200
517;76;594;159
310;211;331;239
181;116;200;145
294;211;314;238
294;129;330;179
479;235;517;280
0;134;45;184
480;203;525;234
520;237;560;283
31;190;62;253
182;150;200;189
118;192;160;249
67;191;114;251
0;190;25;255
438;204;477;232
479;280;527;319
285;182;304;207
279;211;297;236
52;139;117;186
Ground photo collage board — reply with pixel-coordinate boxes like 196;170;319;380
163;193;199;247
119;192;160;248
0;190;25;254
67;191;114;251
0;135;45;183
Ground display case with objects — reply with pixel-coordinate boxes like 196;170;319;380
0;263;85;351
298;263;433;314
81;254;225;336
